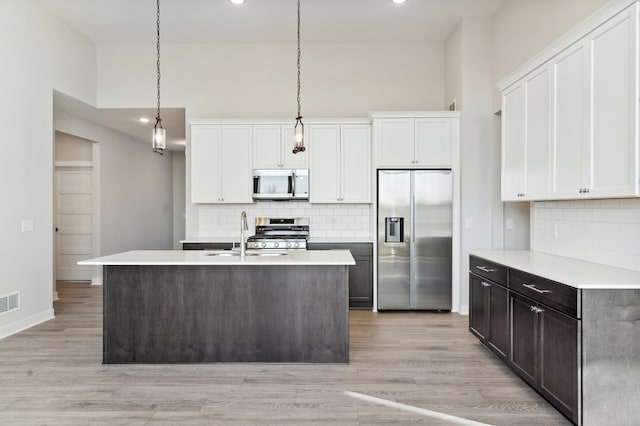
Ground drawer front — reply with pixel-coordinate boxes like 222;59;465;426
509;268;579;318
183;243;233;250
469;256;507;287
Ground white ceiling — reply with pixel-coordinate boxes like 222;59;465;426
38;0;505;44
46;0;504;151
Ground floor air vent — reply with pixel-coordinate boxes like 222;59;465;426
0;292;20;315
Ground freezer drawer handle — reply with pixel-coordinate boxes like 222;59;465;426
522;283;551;294
481;282;491;288
475;265;496;273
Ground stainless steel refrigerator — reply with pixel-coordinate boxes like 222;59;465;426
377;170;452;311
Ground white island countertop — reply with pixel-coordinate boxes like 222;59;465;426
79;249;355;266
471;250;640;290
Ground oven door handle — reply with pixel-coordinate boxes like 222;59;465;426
290;172;296;196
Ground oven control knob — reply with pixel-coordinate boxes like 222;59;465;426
294;242;300;248
286;242;292;248
261;242;267;248
274;242;279;248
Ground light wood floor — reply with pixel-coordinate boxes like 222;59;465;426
0;283;569;425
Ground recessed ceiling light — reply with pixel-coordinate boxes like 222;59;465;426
138;117;150;123
229;0;244;4
392;0;406;4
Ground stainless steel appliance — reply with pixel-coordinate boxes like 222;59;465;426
252;169;309;201
247;217;309;250
377;170;452;311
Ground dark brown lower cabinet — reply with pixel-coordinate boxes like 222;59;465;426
510;291;579;425
469;273;509;361
308;243;373;309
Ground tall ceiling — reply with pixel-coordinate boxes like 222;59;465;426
38;0;505;44
43;0;505;150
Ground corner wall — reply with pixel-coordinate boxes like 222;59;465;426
54;110;175;259
0;0;96;339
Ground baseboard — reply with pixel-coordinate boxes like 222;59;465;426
458;304;469;316
91;277;103;286
0;309;55;340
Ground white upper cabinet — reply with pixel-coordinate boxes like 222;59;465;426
551;42;587;199
375;117;453;167
253;124;308;169
190;124;253;204
500;2;640;201
309;124;371;204
587;6;638;197
501;83;526;201
502;65;552;201
414;118;452;167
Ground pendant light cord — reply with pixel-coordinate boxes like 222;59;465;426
156;0;162;123
296;0;301;119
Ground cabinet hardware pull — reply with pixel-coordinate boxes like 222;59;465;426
481;282;491;288
536;307;545;314
530;305;537;312
476;266;496;273
522;283;551;294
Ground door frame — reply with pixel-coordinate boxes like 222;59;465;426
52;141;101;300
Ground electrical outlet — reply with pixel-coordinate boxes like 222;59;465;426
506;218;514;230
21;220;34;233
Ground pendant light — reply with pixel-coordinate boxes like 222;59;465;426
292;0;305;154
152;0;166;155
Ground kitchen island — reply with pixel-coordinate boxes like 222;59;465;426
79;250;355;364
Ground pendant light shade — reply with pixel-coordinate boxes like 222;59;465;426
292;0;305;154
153;0;165;155
153;120;166;153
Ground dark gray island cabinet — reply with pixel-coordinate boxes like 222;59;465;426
79;250;355;364
470;251;640;426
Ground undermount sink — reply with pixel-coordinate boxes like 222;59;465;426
204;251;287;257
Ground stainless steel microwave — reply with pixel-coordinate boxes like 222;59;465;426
252;169;309;201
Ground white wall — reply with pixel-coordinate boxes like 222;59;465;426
97;43;446;115
0;0;96;339
55;132;93;161
492;0;609;109
54;110;175;257
444;18;496;314
173;152;186;249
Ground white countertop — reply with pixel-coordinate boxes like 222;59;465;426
181;237;374;244
79;249;355;266
471;250;640;290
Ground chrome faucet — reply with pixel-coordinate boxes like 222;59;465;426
240;211;248;258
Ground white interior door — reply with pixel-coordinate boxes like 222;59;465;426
55;169;93;281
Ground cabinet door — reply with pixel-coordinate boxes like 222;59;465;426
253;125;282;168
487;283;509;361
510;292;538;387
341;125;371;203
588;6;639;197
551;42;588;199
414;118;451;167
501;83;525;201
539;306;580;424
220;125;253;203
281;125;309;169
309;125;340;203
469;274;489;341
191;125;221;203
376;119;415;166
349;255;373;308
523;66;551;200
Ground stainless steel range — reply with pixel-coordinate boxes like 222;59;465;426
247;217;310;250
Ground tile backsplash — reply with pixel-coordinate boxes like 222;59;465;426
533;199;640;272
197;202;372;241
